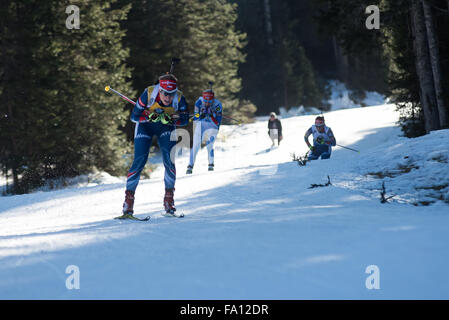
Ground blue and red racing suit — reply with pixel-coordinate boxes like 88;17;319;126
126;84;189;191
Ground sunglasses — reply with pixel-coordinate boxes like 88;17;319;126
160;90;176;97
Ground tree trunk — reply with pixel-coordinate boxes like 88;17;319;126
1;4;22;194
282;70;289;109
332;36;349;83
279;39;289;109
6;103;20;193
410;0;440;132
422;0;448;128
263;0;273;46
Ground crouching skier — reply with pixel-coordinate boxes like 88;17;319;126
121;73;189;218
186;85;222;174
304;116;336;160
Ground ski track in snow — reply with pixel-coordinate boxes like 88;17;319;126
0;104;449;299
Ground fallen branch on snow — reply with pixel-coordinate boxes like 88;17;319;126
380;181;396;203
309;176;332;189
291;151;310;167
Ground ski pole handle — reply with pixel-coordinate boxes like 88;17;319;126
105;86;136;106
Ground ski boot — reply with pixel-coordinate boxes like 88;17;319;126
208;163;214;171
162;188;184;218
119;190;135;218
163;188;176;214
186;165;193;174
115;190;151;221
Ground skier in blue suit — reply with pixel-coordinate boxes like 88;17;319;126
122;73;189;216
304;116;336;160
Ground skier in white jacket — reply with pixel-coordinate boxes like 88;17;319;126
186;88;223;174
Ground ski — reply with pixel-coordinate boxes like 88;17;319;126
162;211;184;218
114;213;151;221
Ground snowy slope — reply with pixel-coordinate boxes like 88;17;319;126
1;104;448;299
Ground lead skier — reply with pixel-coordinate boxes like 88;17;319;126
121;73;189;216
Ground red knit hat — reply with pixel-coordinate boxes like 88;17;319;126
202;89;214;101
159;79;177;93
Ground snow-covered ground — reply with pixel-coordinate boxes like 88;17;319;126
1;104;448;299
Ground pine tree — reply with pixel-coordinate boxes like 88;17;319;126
279;31;329;110
115;0;186;141
422;0;448;128
383;0;426;137
313;0;449;137
179;0;249;121
0;1;29;193
231;0;335;114
0;0;133;193
119;0;251;134
410;0;440;132
273;0;330;111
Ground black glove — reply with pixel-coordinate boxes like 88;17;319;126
309;146;315;152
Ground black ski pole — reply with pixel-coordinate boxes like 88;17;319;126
336;144;359;153
170;57;181;73
222;115;242;125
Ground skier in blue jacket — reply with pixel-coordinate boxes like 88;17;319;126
186;88;223;174
122;73;189;216
304;116;336;160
